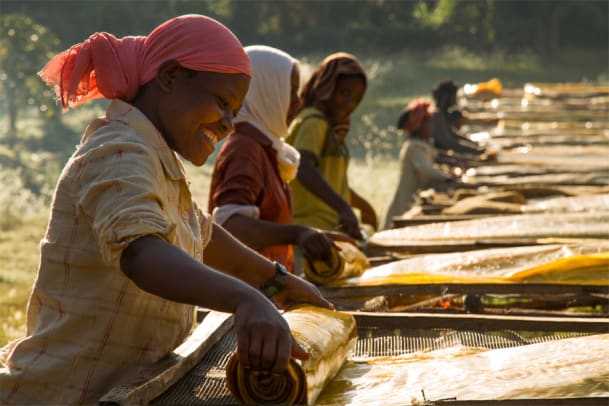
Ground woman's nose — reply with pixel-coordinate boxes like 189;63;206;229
221;111;235;135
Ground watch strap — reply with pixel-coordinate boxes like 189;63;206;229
260;262;288;299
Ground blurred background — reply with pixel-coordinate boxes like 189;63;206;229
0;0;608;344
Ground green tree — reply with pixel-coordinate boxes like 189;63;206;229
0;14;60;144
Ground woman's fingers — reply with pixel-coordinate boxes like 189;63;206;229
290;338;309;362
272;334;292;374
236;327;252;369
235;302;296;373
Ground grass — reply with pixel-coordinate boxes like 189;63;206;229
0;218;46;345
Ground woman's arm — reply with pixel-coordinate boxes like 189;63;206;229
224;215;335;265
297;151;362;239
350;188;378;230
121;232;331;373
203;223;332;307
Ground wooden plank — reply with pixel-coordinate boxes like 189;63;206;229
432;397;609;406
351;311;609;333
368;236;609;254
319;283;609;299
99;311;233;405
392;214;497;228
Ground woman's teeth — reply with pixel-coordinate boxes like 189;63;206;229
203;129;218;145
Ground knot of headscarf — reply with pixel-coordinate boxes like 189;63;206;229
403;98;432;133
38;14;251;109
300;52;366;108
235;45;300;183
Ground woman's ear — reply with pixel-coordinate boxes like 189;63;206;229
156;60;182;93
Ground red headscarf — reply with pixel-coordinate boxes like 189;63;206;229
403;98;432;133
300;52;366;108
38;14;251;109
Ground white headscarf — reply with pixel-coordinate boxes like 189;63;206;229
234;45;300;183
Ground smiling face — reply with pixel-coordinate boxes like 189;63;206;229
154;63;250;166
322;74;365;124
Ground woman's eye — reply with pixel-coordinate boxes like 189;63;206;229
218;97;229;108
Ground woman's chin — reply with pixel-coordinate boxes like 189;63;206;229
183;151;211;167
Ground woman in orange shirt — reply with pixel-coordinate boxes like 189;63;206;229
209;45;337;273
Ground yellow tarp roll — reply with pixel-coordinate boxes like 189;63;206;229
226;306;357;405
303;241;370;285
342;245;609;287
463;77;503;97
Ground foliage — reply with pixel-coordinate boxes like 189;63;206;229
0;167;50;231
2;1;607;56
0;14;60;142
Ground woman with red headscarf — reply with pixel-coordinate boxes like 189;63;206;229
0;15;330;404
382;98;456;229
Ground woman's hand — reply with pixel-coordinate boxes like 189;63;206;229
233;295;310;373
337;204;363;240
296;227;336;266
270;273;334;311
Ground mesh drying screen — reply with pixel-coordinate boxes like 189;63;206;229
151;327;593;405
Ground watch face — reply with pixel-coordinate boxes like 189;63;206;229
275;262;289;276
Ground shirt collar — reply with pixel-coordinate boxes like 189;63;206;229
236;122;273;148
106;100;187;181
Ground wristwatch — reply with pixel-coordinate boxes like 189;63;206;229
260;261;288;299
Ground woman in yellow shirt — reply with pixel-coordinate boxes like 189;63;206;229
286;53;377;241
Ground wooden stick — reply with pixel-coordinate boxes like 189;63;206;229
319;283;609;299
351;311;609;333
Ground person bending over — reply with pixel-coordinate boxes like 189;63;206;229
431;79;486;156
208;45;338;273
0;15;330;405
382;99;457;229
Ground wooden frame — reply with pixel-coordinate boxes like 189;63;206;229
99;310;608;405
99;311;233;405
430;398;608;406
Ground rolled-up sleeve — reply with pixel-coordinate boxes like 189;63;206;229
194;203;213;249
74;139;176;268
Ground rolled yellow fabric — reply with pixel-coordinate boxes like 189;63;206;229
303;241;370;285
342;248;609;287
508;252;609;284
226;306;357;405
